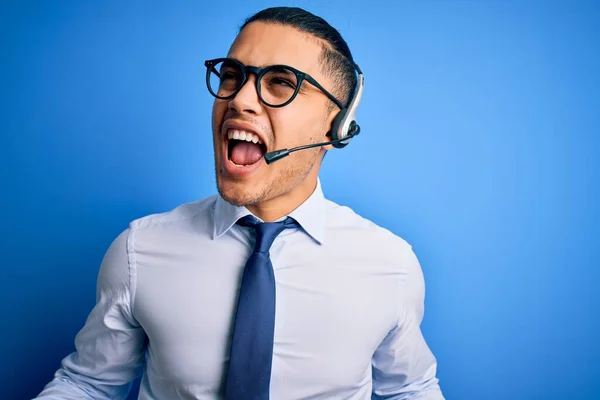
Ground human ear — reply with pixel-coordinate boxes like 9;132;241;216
320;107;339;151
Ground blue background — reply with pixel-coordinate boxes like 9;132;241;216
2;1;598;399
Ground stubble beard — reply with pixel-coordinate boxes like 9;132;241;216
214;150;319;208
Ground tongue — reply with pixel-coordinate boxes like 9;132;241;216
230;141;264;165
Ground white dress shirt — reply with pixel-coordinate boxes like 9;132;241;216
35;180;444;399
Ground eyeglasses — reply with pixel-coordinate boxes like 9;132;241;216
204;57;344;109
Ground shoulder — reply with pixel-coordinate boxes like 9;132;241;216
101;193;219;263
96;194;219;295
320;197;427;311
321;197;424;282
323;197;413;253
106;194;219;254
127;193;219;233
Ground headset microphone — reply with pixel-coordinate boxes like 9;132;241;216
264;123;360;164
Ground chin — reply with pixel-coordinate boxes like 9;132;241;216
216;176;260;207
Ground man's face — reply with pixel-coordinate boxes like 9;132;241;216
211;22;338;209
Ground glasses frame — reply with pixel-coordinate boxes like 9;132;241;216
204;57;345;109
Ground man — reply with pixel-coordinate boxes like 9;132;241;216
35;6;444;400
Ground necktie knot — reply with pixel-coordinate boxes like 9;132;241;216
237;215;298;253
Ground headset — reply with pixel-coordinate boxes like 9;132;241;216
329;63;365;148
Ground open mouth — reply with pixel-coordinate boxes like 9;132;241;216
227;129;267;166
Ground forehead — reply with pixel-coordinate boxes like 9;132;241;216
228;22;324;77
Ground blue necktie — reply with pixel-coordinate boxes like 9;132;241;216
224;215;298;400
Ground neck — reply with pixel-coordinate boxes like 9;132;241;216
247;175;318;222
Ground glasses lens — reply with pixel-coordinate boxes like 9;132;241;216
259;66;299;106
208;59;244;99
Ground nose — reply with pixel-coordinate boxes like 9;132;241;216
228;74;262;115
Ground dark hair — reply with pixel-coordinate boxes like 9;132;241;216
240;6;357;108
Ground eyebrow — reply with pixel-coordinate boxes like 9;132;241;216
228;56;245;65
227;57;303;71
268;65;296;74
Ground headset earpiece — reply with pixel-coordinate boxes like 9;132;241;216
330;109;349;148
328;64;364;149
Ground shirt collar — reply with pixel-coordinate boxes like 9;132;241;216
212;179;326;245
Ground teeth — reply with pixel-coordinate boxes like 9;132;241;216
227;129;262;144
